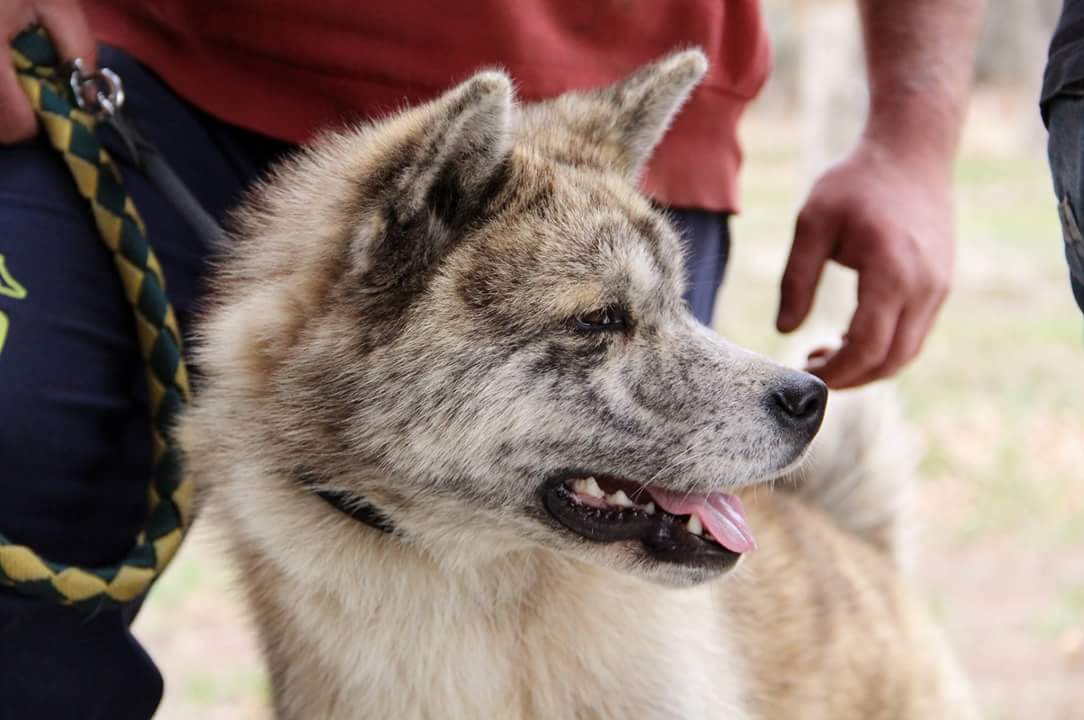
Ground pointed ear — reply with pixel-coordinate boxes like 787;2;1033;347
574;49;707;179
389;70;514;226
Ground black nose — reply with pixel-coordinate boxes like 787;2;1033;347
768;373;828;434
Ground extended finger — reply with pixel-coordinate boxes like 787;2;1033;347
777;208;839;333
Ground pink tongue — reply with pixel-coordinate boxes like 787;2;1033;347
644;489;757;554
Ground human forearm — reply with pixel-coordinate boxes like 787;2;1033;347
858;0;985;174
777;0;985;387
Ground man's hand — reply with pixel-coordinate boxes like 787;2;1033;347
777;137;954;389
775;0;983;389
1;0;95;144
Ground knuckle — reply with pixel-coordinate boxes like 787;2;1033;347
911;274;948;306
916;257;950;291
870;269;908;299
902;263;940;301
932;269;952;296
882;237;915;267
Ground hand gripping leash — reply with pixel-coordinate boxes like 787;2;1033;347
0;27;194;610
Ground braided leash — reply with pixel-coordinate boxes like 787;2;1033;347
0;27;192;610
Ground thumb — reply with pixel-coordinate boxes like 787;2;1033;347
776;207;837;333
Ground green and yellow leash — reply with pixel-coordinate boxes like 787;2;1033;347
0;26;193;610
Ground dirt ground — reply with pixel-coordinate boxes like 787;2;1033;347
134;94;1084;719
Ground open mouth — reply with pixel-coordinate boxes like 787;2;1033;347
542;473;757;571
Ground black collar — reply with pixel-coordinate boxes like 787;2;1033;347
298;471;397;535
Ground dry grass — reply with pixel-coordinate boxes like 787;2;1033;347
135;95;1084;718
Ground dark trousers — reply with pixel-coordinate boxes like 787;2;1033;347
0;47;730;719
1047;94;1084;315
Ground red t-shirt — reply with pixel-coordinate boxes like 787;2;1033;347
84;1;771;212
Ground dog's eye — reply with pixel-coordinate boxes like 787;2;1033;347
573;306;627;332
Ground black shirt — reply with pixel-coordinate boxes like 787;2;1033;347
1044;0;1084;123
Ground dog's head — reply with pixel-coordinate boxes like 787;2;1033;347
208;50;826;586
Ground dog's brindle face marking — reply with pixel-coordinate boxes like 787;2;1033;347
207;52;819;586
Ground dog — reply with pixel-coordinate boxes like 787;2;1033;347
178;49;978;719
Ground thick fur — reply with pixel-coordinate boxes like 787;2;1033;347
179;50;976;719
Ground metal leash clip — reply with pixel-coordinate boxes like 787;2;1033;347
67;57;125;118
62;56;225;250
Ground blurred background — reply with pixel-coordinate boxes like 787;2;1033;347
134;1;1084;717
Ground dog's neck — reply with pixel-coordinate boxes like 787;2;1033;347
230;479;749;719
364;531;743;715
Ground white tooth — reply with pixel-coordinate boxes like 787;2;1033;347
572;479;595;498
610;490;633;508
687;515;703;536
644;502;656;515
582;477;604;498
